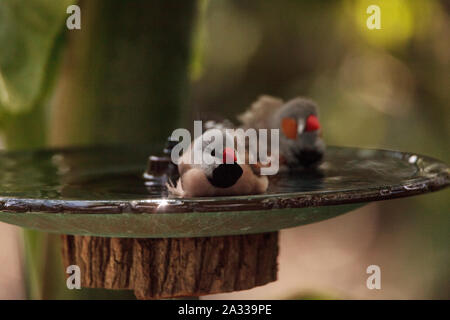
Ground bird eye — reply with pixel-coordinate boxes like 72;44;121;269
281;118;298;139
210;149;216;157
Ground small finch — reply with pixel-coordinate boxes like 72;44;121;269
167;128;268;197
238;95;325;170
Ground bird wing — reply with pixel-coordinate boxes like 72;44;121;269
237;95;283;129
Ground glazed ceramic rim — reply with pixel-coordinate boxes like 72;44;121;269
0;146;448;215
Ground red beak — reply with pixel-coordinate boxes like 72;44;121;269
223;147;237;164
305;114;320;132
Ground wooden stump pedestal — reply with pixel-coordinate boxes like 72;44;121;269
61;232;279;299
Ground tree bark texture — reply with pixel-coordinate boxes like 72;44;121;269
61;232;279;299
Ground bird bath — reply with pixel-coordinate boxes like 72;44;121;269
0;145;448;299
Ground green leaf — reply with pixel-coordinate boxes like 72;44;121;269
0;0;73;114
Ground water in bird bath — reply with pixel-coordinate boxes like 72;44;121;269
0;145;447;237
0;145;437;201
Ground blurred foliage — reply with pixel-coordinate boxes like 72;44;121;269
352;0;415;49
190;0;449;298
50;0;197;147
0;0;75;301
0;0;73;115
191;0;449;157
190;0;209;81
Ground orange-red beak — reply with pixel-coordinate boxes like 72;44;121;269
223;147;237;164
305;114;320;132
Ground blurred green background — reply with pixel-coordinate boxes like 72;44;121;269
0;0;448;299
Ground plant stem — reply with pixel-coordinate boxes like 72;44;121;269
47;0;198;299
51;0;197;146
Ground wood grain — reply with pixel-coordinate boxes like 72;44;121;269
61;233;278;299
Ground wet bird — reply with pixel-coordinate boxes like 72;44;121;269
238;95;325;170
167;129;268;197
